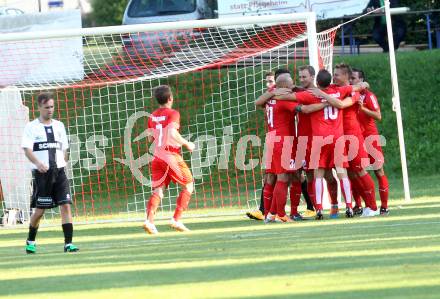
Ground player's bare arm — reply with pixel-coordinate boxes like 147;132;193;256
309;88;353;109
169;125;195;152
255;91;274;107
351;81;370;92
272;92;297;101
298;102;328;114
23;148;48;173
359;102;382;120
255;88;292;107
64;150;69;163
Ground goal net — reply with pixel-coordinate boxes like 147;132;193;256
0;13;337;223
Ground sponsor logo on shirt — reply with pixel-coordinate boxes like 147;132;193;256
38;142;62;150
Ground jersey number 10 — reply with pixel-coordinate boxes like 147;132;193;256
324;106;338;120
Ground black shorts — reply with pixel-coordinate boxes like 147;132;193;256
31;167;72;209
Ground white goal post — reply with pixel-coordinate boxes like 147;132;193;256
384;0;411;202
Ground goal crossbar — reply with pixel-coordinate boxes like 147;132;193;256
0;12;317;42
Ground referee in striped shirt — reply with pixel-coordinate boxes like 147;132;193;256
22;92;78;253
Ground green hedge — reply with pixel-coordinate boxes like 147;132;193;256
334;50;440;177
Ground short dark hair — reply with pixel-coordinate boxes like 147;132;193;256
154;85;172;105
316;69;332;88
298;65;315;77
265;71;274;77
37;92;54;106
274;68;291;80
335;63;352;76
352;68;365;80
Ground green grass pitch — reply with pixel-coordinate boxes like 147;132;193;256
1;175;440;299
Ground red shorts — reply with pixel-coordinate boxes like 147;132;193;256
151;153;193;189
295;135;311;170
364;134;385;169
345;133;369;172
265;138;297;174
309;135;348;169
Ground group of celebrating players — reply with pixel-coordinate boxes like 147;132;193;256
247;63;390;222
22;64;391;253
142;63;391;235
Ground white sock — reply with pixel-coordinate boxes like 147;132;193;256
341;177;352;205
315;178;323;207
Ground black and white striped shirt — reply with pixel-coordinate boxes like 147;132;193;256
21;119;69;169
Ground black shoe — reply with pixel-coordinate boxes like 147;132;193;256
353;206;363;216
345;207;354;218
380;207;389;216
64;244;79;253
315;210;323;220
290;213;304;221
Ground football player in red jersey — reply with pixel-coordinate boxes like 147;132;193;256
295;70;356;219
261;69;370;219
295;65;320;218
256;74;326;222
247;71;277;221
143;85;195;234
351;68;389;215
247;70;283;221
318;64;379;217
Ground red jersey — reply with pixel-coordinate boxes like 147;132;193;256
295;85;351;137
329;84;353;98
343;94;363;135
292;87;310;138
263;86;276;133
297;112;312;138
147;108;181;155
359;90;380;136
329;84;364;135
265;99;298;140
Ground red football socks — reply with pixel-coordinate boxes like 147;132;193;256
263;183;275;216
358;173;377;210
289;181;302;216
273;181;288;217
307;181;316;209
173;189;192;221
351;177;364;208
147;193;161;223
377;174;389;209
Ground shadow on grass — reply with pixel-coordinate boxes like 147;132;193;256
219;285;440;299
1;216;439;270
1;205;439;244
1;249;438;296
